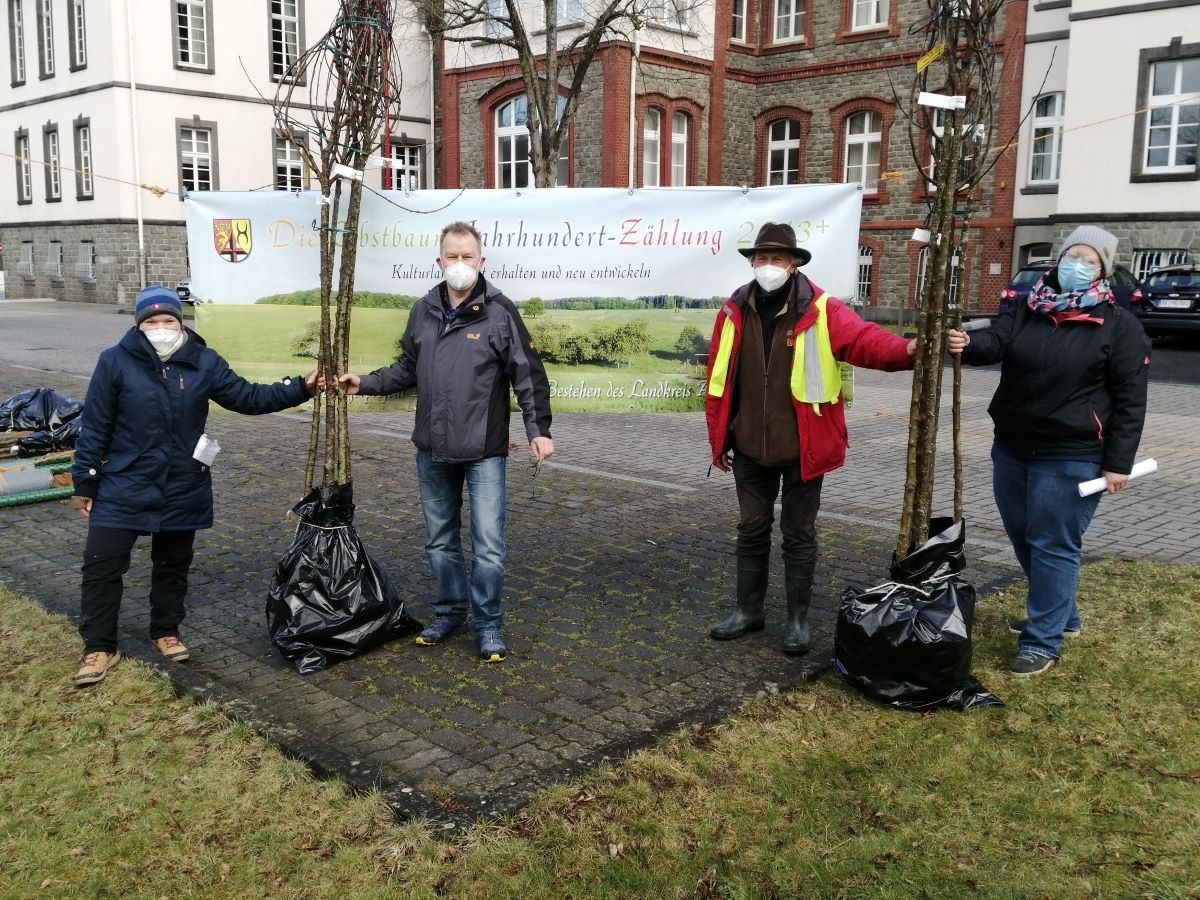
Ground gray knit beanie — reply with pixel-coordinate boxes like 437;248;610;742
1058;225;1119;278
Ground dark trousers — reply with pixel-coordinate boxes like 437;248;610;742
79;527;196;653
732;453;824;571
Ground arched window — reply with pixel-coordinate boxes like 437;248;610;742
495;95;568;188
767;118;801;185
844;110;881;187
671;111;689;186
643;108;662;186
1030;92;1064;184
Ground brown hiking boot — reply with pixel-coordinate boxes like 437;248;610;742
152;635;191;662
74;650;121;687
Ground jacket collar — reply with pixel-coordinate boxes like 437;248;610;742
119;326;206;367
423;274;493;322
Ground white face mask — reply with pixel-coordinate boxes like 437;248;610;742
754;264;791;293
443;261;480;293
144;328;181;351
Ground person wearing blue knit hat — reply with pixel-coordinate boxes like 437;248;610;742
69;285;319;686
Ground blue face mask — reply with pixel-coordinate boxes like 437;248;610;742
1058;258;1098;293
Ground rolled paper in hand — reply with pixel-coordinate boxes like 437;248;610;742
1078;458;1158;497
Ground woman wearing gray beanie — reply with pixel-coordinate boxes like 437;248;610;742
946;226;1151;677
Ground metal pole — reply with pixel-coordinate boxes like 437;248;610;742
627;32;640;189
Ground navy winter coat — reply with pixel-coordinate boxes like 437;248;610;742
357;276;552;462
72;327;310;532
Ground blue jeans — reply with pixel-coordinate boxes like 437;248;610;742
991;442;1101;659
415;451;507;635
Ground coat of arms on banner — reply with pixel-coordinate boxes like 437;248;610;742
213;219;252;263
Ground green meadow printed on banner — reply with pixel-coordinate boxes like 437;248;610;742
186;186;863;413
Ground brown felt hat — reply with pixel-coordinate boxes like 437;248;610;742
737;223;812;266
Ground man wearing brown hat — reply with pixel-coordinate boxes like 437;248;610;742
705;224;916;655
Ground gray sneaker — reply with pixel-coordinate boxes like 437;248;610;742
1009;619;1081;638
1010;651;1056;676
478;632;507;663
415;616;464;646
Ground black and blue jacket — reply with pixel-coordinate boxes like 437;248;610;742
357;276;552;462
72;327;309;531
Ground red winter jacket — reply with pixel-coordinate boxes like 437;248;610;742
705;275;913;481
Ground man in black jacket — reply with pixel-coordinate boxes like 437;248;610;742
339;222;554;662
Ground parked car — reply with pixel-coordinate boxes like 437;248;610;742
1133;264;1200;337
997;262;1142;316
997;262;1051;316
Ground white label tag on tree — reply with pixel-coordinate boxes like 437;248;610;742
193;433;221;466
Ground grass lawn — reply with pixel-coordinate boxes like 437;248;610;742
3;558;1197;898
195;305;714;414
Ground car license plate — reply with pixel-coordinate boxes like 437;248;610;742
1156;297;1193;309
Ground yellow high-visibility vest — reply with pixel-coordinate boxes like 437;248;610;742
707;306;737;399
790;293;843;414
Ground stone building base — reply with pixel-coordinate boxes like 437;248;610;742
0;221;189;306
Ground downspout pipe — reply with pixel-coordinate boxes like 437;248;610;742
627;31;640;189
125;0;147;289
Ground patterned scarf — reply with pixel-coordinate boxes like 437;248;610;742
1027;276;1114;314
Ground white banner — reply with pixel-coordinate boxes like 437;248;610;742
184;185;864;304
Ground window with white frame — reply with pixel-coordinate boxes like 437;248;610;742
642;108;661;187
646;0;689;30
176;0;209;69
9;0;26;84
929;107;983;191
856;245;873;305
68;0;86;69
1132;248;1193;281
1145;58;1200;172
774;0;804;41
1020;242;1052;265
671;112;688;186
917;246;962;308
767;118;801;185
852;0;887;30
495;95;568;188
43;123;60;200
76;241;96;282
274;136;304;190
556;0;583;23
179;126;213;191
844;110;881;187
14;129;32;202
45;241;63;280
1029;92;1064;184
731;0;746;40
484;0;506;36
35;0;52;77
270;0;299;80
74;118;92;198
19;242;34;278
385;143;421;191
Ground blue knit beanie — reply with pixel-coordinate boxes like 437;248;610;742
134;286;183;325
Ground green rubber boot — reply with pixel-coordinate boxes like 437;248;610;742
781;567;814;656
711;556;769;640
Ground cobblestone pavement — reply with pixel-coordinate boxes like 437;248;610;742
2;342;1197;826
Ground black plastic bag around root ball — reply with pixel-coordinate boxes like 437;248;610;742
0;388;84;431
266;482;422;674
834;518;1003;711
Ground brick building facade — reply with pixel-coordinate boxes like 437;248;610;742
437;0;1028;320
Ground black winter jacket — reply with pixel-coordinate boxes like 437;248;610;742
357;277;552;462
962;298;1150;474
72;328;310;532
